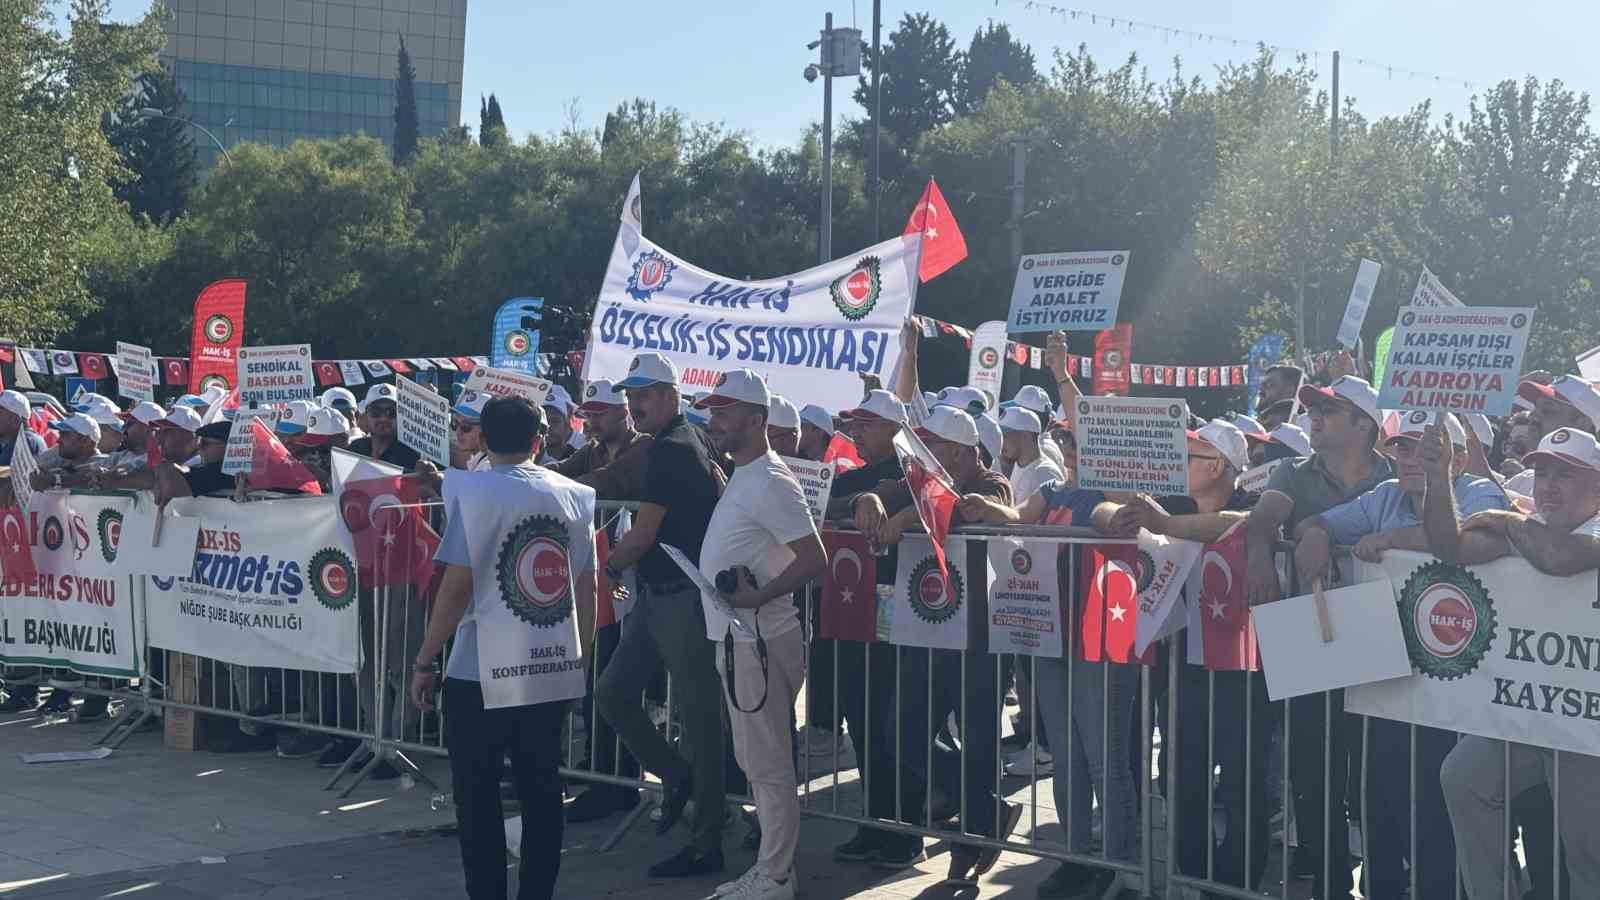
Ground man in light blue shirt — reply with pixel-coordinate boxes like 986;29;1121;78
1293;410;1507;900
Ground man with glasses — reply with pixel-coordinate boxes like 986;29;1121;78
449;390;487;471
350;384;421;469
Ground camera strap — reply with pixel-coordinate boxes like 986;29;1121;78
722;616;769;715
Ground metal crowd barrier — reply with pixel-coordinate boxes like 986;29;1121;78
4;493;1581;900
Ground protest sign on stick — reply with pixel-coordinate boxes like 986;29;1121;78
463;366;553;406
115;341;155;403
1005;251;1130;333
778;455;834;524
1375;306;1534;416
1336;259;1381;349
1073;396;1189;495
396;376;451;466
236;344;314;405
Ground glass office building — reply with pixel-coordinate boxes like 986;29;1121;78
158;0;467;168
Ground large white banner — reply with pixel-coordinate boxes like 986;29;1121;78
1346;551;1600;757
145;496;361;674
583;231;920;412
0;493;139;677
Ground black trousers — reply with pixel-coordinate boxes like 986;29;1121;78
578;622;640;795
1288;689;1354;898
444;678;568;900
1362;719;1457;900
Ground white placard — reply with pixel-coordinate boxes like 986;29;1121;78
236;344;314;405
1251;578;1413;701
1335;259;1381;349
462;365;553;406
1005;250;1130;333
222;407;282;476
396;376;451;466
1238;459;1283;495
115;341;155;403
1577;344;1600;381
660;543;752;638
1412;265;1465;308
966;321;1008;406
778;455;834;525
112;505;201;577
1073;396;1190;495
986;538;1063;658
1376;305;1534;416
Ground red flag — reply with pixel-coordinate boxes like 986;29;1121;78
162;357;190;386
903;178;968;282
566;350;586;373
314;361;344;387
249;419;323;494
0;505;37;589
0;346;13;365
338;470;437;588
822;432;864;472
1198;523;1259;671
1092;324;1133;396
28;407;59;448
188;278;247;393
1078;543;1152;664
78;354;109;380
820;529;877;642
892;431;959;582
451;356;477;373
385;359;412;374
1009;342;1030;365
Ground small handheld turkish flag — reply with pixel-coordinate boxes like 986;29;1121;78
1197;522;1259;671
1079;543;1153;664
0;505;37;587
249;419;322;495
891;430;959;583
820;529;877;642
902;178;968;283
822;432;864;472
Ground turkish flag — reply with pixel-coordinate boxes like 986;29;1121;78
451;356;477;373
903;178;968;282
314;361;343;387
0;505;37;588
385;359;412;375
1198;523;1259;671
1009;342;1030;365
249;418;322;494
78;354;109;380
892;430;959;583
820;529;877;642
822;432;864;472
1078;543;1152;664
1092;324;1133;396
28;407;59;448
162;357;190;386
0;346;13;365
331;449;436;588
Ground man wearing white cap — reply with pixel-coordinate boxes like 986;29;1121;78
1293;411;1506;900
1503;375;1600;499
1434;427;1600;898
29;413;107;491
796;404;834;461
1002;383;1068;472
596;352;730;879
352;384;420;469
691;370;824;900
0;390;46;475
80;398;127;456
998;407;1063;504
539;385;579;465
108;401;165;472
765;394;801;457
852;406;1021;884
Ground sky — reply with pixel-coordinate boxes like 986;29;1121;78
107;0;1596;149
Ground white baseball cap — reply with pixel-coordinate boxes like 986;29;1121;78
543;385;575;417
277;399;318;435
840;389;907;426
1523;427;1600;473
1232;414;1266;437
1388;409;1467;448
299;407;351;443
1188;419;1249;472
1267;423;1312;456
52;412;101;443
1518;375;1600;428
84;402;124;432
359;383;398;413
1462;413;1494;448
921;391;938;409
933;386;988;415
125;401;166;425
577;379;625;415
0;390;29;420
799;404;835;435
693;369;770;409
617;352;679;389
453;388;489;420
974;413;1003;467
198;385;229;406
998;406;1042;434
767;395;800;430
1002;385;1054;417
321;387;357;411
915;406;980;447
155;406;203;433
1299;375;1382;427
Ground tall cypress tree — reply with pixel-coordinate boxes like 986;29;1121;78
392;35;418;163
479;93;507;147
105;65;196;222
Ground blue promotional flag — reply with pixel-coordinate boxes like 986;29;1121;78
490;297;544;373
1246;332;1287;414
65;377;96;411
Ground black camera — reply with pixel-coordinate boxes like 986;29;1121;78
715;566;756;594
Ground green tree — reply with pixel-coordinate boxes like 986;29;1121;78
105;64;196;223
392;35;418;163
854;13;959;151
954;22;1036;115
479;93;507;148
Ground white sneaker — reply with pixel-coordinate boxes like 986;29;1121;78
725;868;795;900
715;864;761;897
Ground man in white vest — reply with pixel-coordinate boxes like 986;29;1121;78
692;370;826;900
409;395;597;900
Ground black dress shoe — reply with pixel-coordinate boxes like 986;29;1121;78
646;846;723;878
654;773;693;836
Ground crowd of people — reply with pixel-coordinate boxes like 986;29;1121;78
1;323;1597;900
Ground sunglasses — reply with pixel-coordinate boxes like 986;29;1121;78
366;405;397;419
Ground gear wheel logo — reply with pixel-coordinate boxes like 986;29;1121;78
308;548;357;611
97;509;123;564
497;515;573;628
1396;560;1496;680
905;554;963;625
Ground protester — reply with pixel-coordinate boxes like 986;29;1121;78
1255;364;1304;414
410;395;596;900
350;385;420;469
0;390;47;478
29;413;108;491
1504;375;1600;497
1001;383;1068;471
540;386;578;464
110;401;165;470
997;406;1063;504
796;404;833;461
692;370;825;900
447;389;488;471
1435;427;1600;898
595;352;729;878
765;394;801;457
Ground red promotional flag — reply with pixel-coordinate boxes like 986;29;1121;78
450;356;477;373
78;354;109;380
1078;543;1152;664
820;529;877;642
892;431;959;582
188;278;247;393
161;357;190;386
822;432;864;472
903;178;968;282
1198;523;1259;671
0;505;37;588
1092;324;1133;396
314;361;344;387
248;418;323;494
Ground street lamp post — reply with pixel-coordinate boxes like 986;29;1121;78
135;107;232;166
804;16;861;265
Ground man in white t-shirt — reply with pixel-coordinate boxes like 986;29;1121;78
410;396;597;900
692;370;825;900
1437;426;1600;898
997;406;1062;503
